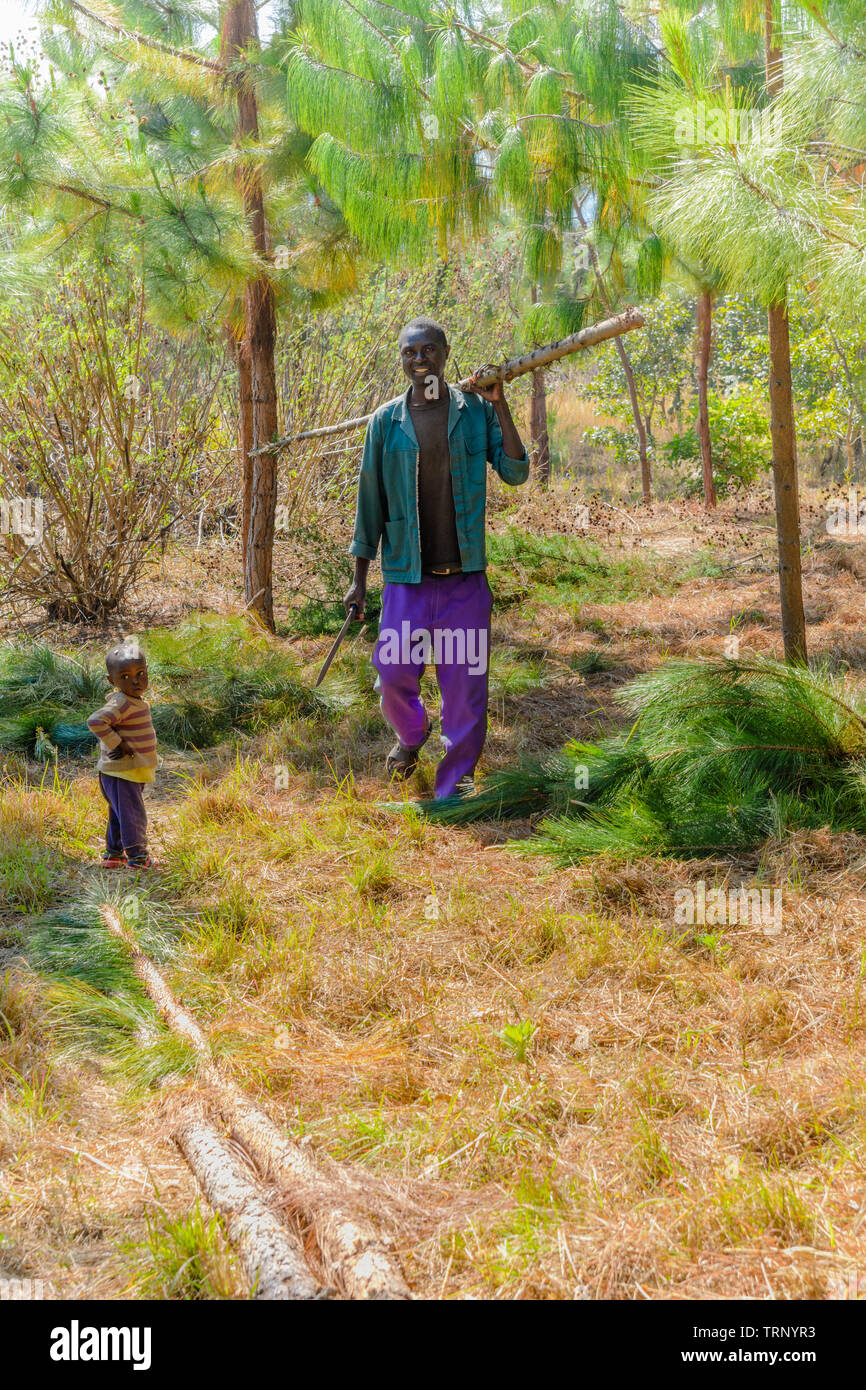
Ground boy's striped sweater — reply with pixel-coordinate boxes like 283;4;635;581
86;692;158;783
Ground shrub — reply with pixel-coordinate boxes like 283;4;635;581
664;389;770;495
0;272;227;620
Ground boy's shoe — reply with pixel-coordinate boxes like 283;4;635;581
453;775;475;798
386;717;433;782
101;853;126;869
123;855;160;871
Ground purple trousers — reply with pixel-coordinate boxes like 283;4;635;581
372;571;492;798
99;773;148;862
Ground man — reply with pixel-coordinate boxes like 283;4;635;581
343;317;528;798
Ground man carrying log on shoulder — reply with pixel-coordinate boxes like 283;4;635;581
343;317;528;798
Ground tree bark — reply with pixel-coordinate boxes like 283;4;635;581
696;289;716;508
220;1;279;629
767;301;807;663
243;276;278;629
101;906;411;1301
530;369;550;485
616;334;651;505
227;326;254;551
765;3;807;664
573;199;651;503
528;284;551;486
174;1113;325;1300
256;308;645;451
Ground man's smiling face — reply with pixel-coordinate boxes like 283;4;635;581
399;325;449;388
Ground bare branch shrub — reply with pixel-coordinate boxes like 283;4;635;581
0;271;228;620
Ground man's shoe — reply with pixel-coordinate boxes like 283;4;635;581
386;717;432;781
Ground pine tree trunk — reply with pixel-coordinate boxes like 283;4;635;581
573;201;650;504
765;2;806;664
696;290;716;508
228;327;254;552
244;277;278;629
221;0;279;630
528;285;550;486
767;301;807;664
615;335;651;505
530;369;550;486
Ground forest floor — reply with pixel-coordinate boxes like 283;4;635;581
3;483;866;1300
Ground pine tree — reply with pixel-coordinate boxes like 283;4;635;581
628;1;822;661
282;0;658;486
0;0;356;629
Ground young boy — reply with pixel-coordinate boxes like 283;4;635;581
87;640;159;870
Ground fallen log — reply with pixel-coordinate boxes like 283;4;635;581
249;306;645;456
216;1085;408;1300
174;1113;326;1301
101;906;411;1301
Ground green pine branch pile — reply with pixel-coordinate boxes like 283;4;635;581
0;614;327;757
423;657;866;862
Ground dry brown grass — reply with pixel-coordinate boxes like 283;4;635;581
4;494;866;1299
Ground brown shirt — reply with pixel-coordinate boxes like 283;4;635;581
409;395;462;572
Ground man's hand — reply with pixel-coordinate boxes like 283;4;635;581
343;581;366;619
344;556;370;618
107;739;135;761
465;364;504;403
466;366;524;460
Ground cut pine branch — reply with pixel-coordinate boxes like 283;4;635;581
100;906;411;1300
249;307;645;455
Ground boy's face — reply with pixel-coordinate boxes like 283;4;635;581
399;327;449;387
109;659;149;698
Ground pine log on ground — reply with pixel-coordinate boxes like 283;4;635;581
215;1086;409;1300
174;1112;325;1300
101;906;411;1301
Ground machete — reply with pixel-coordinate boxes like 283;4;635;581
314;603;358;687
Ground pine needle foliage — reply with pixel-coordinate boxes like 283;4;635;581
422;657;866;863
285;0;658;269
628;1;866;319
0;614;328;756
26;888;198;1090
0;0;358;337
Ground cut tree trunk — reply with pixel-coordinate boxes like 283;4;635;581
216;1084;409;1300
101;907;411;1300
696;290;717;508
174;1112;325;1300
253;308;645;452
221;0;279;630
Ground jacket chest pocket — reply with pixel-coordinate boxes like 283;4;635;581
463;425;486;455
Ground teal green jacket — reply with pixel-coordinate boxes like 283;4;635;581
349;384;529;584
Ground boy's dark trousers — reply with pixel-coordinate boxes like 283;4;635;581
98;773;148;863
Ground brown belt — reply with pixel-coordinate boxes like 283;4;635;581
426;565;462;576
